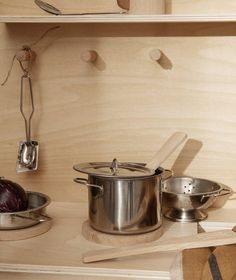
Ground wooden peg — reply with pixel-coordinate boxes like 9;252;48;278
149;49;162;62
117;0;130;10
15;46;36;63
81;50;98;63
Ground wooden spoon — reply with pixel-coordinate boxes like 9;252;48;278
145;131;187;171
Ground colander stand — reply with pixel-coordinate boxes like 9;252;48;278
164;208;207;222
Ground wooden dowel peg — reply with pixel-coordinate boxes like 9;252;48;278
149;49;162;62
81;50;98;63
16;46;36;63
150;49;173;70
117;0;130;10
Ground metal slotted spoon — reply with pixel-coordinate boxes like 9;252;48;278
16;72;38;172
34;0;127;15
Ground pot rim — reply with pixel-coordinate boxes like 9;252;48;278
73;161;157;178
74;163;170;180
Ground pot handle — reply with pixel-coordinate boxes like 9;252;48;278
14;213;52;223
73;177;104;193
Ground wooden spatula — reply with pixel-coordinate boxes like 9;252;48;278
145;131;187;171
83;227;236;263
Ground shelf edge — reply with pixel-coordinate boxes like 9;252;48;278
1;14;236;23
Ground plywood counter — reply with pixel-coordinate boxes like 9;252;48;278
1;201;236;279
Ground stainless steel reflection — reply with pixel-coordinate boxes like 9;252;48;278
87;174;161;234
162;176;231;222
74;162;172;235
0;191;51;230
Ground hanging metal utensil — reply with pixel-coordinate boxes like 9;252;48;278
1;31;60;172
16;53;38;172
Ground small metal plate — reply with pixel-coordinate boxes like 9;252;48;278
16;141;39;173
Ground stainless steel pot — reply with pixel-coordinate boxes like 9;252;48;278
0;191;51;230
74;160;172;235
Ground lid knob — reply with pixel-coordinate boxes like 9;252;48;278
110;158;119;175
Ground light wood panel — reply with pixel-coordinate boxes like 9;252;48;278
1;0;236;16
0;0;124;16
1;22;236;203
1;203;235;279
166;0;236;15
4;15;236;23
0;201;196;278
0;274;137;280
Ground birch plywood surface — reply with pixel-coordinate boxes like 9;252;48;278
2;0;236;16
0;23;236;203
0;202;195;279
165;0;236;15
0;0;124;16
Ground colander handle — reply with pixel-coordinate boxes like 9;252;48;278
201;188;231;200
215;188;232;197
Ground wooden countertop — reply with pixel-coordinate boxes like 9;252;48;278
0;202;235;279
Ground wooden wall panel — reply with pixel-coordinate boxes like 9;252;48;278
166;0;236;15
1;0;236;16
0;22;236;204
0;0;122;15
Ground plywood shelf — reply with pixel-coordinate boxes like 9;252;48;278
0;201;196;279
0;201;235;279
1;14;236;23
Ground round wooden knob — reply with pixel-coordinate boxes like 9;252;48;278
149;49;162;61
16;47;36;63
117;0;130;10
81;50;98;63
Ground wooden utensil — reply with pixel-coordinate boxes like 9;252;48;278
145;131;187;171
83;227;236;263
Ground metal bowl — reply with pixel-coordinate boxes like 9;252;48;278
0;191;51;230
162;176;230;222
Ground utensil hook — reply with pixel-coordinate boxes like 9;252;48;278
20;72;35;144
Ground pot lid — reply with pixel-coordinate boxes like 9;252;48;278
73;158;155;178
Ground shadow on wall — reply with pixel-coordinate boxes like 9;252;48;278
171;138;203;176
171;138;233;208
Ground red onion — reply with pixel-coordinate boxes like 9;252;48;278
0;178;28;212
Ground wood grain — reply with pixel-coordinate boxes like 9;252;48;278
83;228;236;263
129;0;165;15
0;219;52;241
0;202;195;278
0;0;124;15
1;0;236;16
82;221;163;246
0;6;236;203
166;0;236;15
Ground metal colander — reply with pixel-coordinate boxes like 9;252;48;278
162;176;230;222
163;177;221;195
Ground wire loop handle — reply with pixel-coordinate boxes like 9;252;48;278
20;74;35;143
